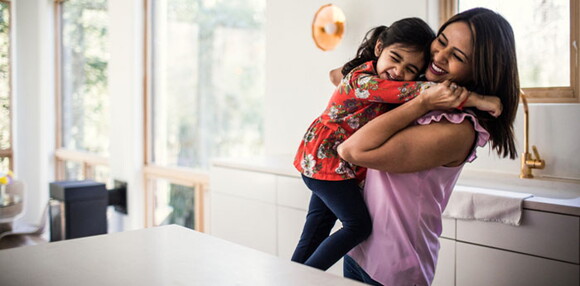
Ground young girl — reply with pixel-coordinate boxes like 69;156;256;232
291;18;500;271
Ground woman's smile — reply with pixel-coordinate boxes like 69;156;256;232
428;62;447;76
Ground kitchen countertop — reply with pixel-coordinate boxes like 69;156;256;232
0;225;364;286
212;156;580;217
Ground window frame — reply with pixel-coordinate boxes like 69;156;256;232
53;0;110;181
439;0;580;103
0;0;12;170
142;0;208;232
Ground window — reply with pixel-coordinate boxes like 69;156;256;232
144;0;266;230
55;0;111;182
0;0;11;171
440;0;579;102
151;179;198;230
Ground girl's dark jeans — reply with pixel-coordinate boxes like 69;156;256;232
291;175;372;270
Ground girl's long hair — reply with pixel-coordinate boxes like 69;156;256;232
342;18;435;76
441;8;519;159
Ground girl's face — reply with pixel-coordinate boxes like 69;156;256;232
426;21;474;83
375;43;425;81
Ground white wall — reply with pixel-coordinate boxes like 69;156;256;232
264;0;580;181
107;0;145;231
265;0;430;158
465;104;580;180
13;0;55;225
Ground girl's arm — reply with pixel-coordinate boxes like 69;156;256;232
463;91;502;117
338;82;476;173
331;65;502;116
340;62;436;104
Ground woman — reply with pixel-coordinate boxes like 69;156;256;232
336;8;519;286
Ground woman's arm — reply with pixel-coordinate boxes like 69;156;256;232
338;83;476;173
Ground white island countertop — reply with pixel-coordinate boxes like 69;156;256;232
0;225;364;286
212;156;580;216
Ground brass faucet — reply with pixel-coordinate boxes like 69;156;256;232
519;91;545;178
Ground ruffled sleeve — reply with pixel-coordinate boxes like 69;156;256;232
415;110;490;163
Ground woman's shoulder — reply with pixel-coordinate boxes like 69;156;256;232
417;110;490;163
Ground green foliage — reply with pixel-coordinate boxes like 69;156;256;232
0;3;10;151
167;184;195;229
154;0;266;169
60;0;110;155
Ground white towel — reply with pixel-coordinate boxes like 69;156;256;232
443;186;533;226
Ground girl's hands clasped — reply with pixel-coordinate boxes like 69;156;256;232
420;80;503;117
419;80;469;110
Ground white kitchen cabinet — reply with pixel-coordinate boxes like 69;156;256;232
276;175;311;209
210;166;276;203
211;192;277;255
210;161;580;285
432;238;455;286
277;206;307;259
456;242;579;286
453;209;580;286
457;209;579;264
211;165;344;275
441;217;456;239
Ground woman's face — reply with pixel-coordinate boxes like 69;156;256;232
425;21;474;84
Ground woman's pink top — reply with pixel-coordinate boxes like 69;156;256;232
348;110;490;286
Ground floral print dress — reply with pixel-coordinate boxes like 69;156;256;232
293;61;434;181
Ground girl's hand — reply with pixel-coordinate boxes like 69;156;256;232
329;67;343;86
419;80;468;110
463;93;503;117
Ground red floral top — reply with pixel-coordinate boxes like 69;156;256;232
293;61;434;181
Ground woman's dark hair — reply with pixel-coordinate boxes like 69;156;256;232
441;8;519;159
342;18;435;76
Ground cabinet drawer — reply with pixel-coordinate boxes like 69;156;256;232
441;217;455;239
210;166;276;204
276;175;311;210
456;209;579;263
456;242;579;286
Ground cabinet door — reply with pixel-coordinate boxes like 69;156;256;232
432;238;455;286
277;207;307;260
210;166;276;203
276;175;310;210
456;242;579;286
456;210;579;263
441;217;455;239
211;193;277;255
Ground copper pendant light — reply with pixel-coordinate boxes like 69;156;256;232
312;4;346;51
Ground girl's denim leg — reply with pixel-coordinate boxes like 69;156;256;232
292;175;372;271
291;192;337;263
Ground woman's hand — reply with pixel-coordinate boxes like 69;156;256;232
419;80;469;111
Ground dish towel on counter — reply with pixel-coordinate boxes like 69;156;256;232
443;186;534;226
